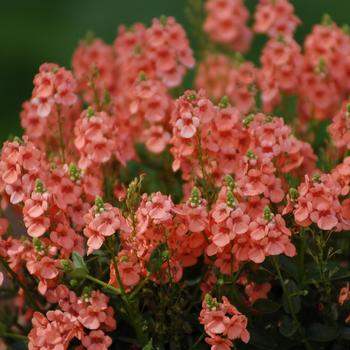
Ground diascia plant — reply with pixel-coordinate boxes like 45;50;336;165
3;1;350;349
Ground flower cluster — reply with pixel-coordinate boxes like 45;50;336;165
254;0;300;38
196;54;257;113
298;17;350;120
83;198;128;254
203;0;252;53
286;157;350;231
29;285;116;350
199;294;250;349
170;91;315;191
32;63;78;118
207;184;295;270
258;36;303;112
3;1;350;350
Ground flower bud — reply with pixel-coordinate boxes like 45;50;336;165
289;188;299;201
218;96;230;109
33;237;44;252
60;259;72;272
312;174;321;183
81;286;92;302
225;174;235;191
321;13;333;26
86;106;95;118
35;179;45;193
243;113;255;128
226;190;236;208
94;196;105;214
189;187;201;207
246;149;256;160
69;163;82;182
263;206;273;222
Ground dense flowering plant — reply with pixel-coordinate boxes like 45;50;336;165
3;1;350;349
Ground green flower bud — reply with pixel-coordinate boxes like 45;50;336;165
185;93;196;101
94;196;105;214
70;279;78;288
226;191;236;208
265;114;274;123
189;187;201;207
35;179;45;193
243;113;255;128
276;32;285;43
321;13;333;26
289;188;299;201
81;286;92;302
120;255;128;263
342;24;350;36
246;149;256;160
84;30;95;45
69;163;82;182
60;259;72;272
346;103;350;116
139;71;147;81
225;174;235;190
13;136;23;145
159;15;168;26
218;96;230;109
312;174;321;183
263;206;273;222
315;57;327;75
33;237;44;252
86;106;95;118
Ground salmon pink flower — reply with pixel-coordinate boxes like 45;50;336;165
82;330;112;350
205;336;233;350
204;0;252;52
254;0;300;38
200;294;250;349
84;199;128;254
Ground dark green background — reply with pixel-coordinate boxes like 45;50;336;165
1;0;350;142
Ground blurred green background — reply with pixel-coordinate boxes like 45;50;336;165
1;0;350;143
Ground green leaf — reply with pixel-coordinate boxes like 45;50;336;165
305;263;320;283
279;256;299;281
184;276;202;287
279;315;299;338
341;327;350;340
71;251;89;277
147;243;169;273
248;328;277;349
142;339;154;350
305;262;350;284
282;280;301;314
253;299;281;314
329;266;350;281
307;323;340;342
0;322;6;336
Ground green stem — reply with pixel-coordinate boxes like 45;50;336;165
189;333;205;349
85;275;121;295
272;257;313;350
111;254;126;296
231;262;245;284
107;238;148;346
317;231;332;304
3;332;28;341
297;229;306;285
56;104;66;164
230;241;234;279
196;131;215;208
91;80;101;111
273;257;297;319
129;276;149;300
